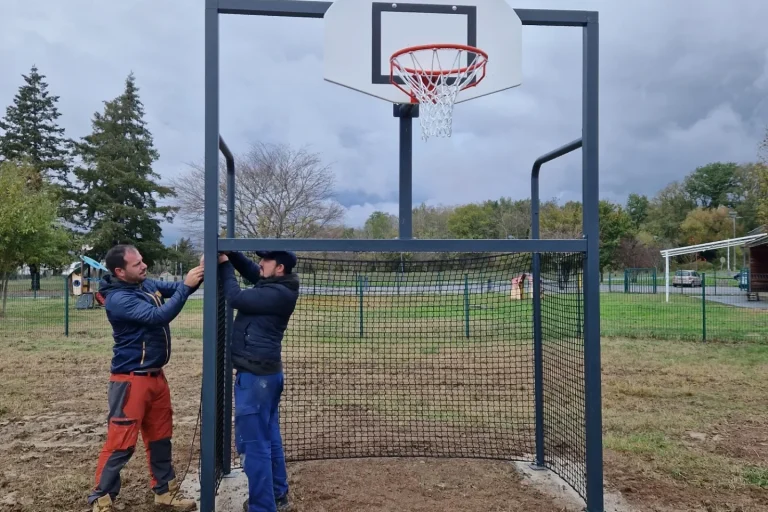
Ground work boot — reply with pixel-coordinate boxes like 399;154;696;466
92;495;114;512
154;478;197;510
276;495;293;511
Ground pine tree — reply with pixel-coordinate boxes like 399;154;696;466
70;73;177;267
0;65;71;190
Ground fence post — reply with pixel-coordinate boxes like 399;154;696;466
64;275;69;337
624;269;628;293
464;273;470;338
312;271;316;295
652;268;657;294
701;273;706;342
608;272;612;293
358;275;364;338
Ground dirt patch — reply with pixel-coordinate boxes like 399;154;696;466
0;336;203;512
0;333;594;512
2;334;768;512
605;451;768;512
289;458;584;512
707;419;768;464
279;341;539;464
181;459;589;512
601;338;768;512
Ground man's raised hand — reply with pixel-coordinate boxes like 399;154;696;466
184;266;205;287
200;252;230;267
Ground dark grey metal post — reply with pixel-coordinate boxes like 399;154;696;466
202;0;219;510
219;135;235;475
530;138;582;469
582;13;604;512
394;104;418;239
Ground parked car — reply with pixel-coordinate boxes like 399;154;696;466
672;270;702;287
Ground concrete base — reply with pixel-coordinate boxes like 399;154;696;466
179;468;249;512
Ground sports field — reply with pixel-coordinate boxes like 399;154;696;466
1;295;767;511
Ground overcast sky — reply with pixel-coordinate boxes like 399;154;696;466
2;0;767;245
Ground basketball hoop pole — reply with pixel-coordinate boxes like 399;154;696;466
393;103;419;239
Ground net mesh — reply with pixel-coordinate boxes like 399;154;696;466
540;253;586;497
214;276;228;489
219;251;586;500
390;46;488;140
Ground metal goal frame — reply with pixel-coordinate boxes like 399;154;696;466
201;2;601;511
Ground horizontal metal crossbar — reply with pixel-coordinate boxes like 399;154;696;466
218;237;587;253
215;0;597;27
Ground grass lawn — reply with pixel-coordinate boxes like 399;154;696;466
2;289;768;343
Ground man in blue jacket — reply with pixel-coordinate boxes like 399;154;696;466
88;244;204;512
217;250;300;512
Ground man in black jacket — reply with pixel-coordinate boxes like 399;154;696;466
218;250;300;512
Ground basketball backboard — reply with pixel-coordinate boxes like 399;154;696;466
323;0;523;105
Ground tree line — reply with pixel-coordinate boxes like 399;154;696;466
2;64;768;312
344;159;768;274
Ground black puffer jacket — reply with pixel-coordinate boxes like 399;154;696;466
219;252;300;375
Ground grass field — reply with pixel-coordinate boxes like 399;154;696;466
2;288;767;344
1;284;768;511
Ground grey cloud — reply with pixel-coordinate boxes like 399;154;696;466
1;0;767;244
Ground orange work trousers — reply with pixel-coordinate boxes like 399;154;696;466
88;371;177;504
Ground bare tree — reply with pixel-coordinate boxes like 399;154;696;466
615;237;662;269
169;142;345;242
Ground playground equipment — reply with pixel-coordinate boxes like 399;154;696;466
65;256;108;309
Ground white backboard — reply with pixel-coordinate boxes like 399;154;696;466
324;0;523;104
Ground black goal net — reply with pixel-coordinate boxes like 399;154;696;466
216;251;586;500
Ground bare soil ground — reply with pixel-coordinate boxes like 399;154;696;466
1;333;767;511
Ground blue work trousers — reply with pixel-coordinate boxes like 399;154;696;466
234;371;288;512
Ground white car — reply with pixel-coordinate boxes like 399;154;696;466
672;270;703;287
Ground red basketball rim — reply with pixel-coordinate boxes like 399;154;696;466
390;43;488;77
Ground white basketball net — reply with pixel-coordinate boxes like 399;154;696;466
391;46;488;140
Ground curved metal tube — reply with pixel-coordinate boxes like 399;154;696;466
529;137;582;469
